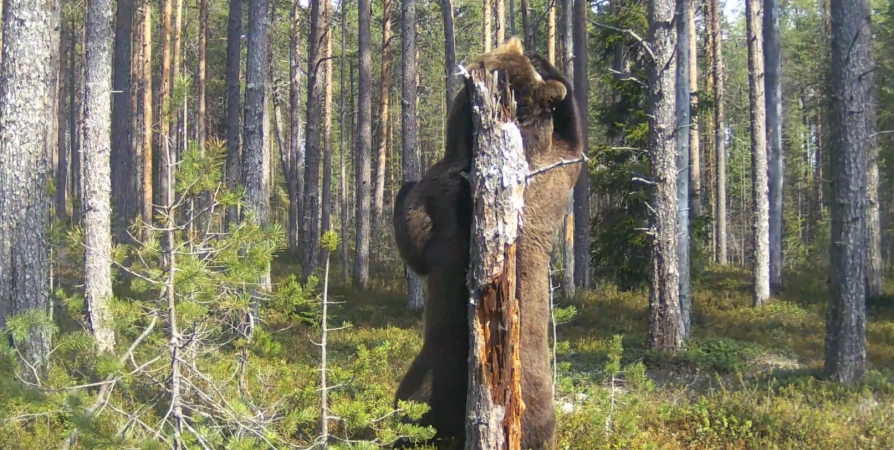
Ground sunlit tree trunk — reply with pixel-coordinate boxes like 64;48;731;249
355;0;373;289
645;0;681;351
158;0;173;213
302;0;325;280
372;0;392;242
0;0;61;382
688;0;700;219
676;0;691;340
225;0;242;230
322;1;334;240
712;0;727;264
746;0;769;307
496;0;505;44
140;2;153;240
483;0;492;51
547;0;555;63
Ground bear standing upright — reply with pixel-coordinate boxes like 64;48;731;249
392;38;583;450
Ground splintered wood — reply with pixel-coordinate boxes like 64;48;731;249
464;67;527;450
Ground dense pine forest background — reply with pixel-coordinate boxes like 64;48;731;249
1;0;894;447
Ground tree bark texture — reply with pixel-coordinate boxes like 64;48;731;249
711;0;727;264
764;0;784;291
322;2;334;241
825;0;871;384
521;0;533;49
746;0;770;307
496;0;505;45
675;0;691;340
340;1;348;278
688;0;700;219
244;0;269;226
140;1;153;239
0;0;61;382
483;0;492;52
572;0;590;290
56;22;71;222
402;0;425;311
225;0;242;230
354;0;373;289
289;1;304;252
560;0;575;299
197;0;208;155
172;0;184;161
158;0;173;212
83;0;117;353
547;0;556;64
111;0;135;240
464;69;526;450
372;0;392;240
646;0;682;352
442;0;457;113
302;0;325;280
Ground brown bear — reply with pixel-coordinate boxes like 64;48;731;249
392;37;583;450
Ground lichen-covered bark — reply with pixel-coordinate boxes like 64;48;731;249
465;70;526;450
746;0;770;307
0;0;62;382
83;0;116;353
826;0;871;384
646;0;682;352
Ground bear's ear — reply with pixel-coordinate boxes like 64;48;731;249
539;80;567;104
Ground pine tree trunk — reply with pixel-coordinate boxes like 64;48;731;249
826;0;871;383
321;1;334;239
688;0;700;219
225;0;243;230
354;0;373;289
442;0;457;112
72;27;85;227
372;0;392;242
340;0;349;279
572;0;590;290
483;0;492;52
302;0;325;280
140;2;153;240
547;0;555;64
764;0;784;291
509;0;516;36
83;0;117;353
646;0;681;352
464;68;526;450
712;0;727;265
676;0;692;340
521;0;533;49
746;0;770;307
496;0;505;44
172;0;184;162
703;0;716;260
0;0;61;382
197;0;208;155
111;0;134;241
289;1;303;252
560;0;574;298
401;0;425;311
57;22;71;222
159;0;173;213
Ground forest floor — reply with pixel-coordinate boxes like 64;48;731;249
273;256;894;450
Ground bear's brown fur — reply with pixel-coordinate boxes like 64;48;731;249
392;37;583;450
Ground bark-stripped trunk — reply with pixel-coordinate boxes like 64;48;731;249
464;68;526;450
483;0;492;52
572;0;590;290
712;0;727;264
826;0;871;384
688;0;700;219
225;0;243;230
401;0;425;310
746;0;769;307
140;2;153;239
764;0;783;291
0;0;61;382
521;0;533;49
302;0;325;280
676;0;691;340
111;0;134;241
288;1;303;252
646;0;681;351
83;0;116;353
354;0;373;289
372;0;392;241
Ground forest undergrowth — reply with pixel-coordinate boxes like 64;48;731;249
2;253;893;449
